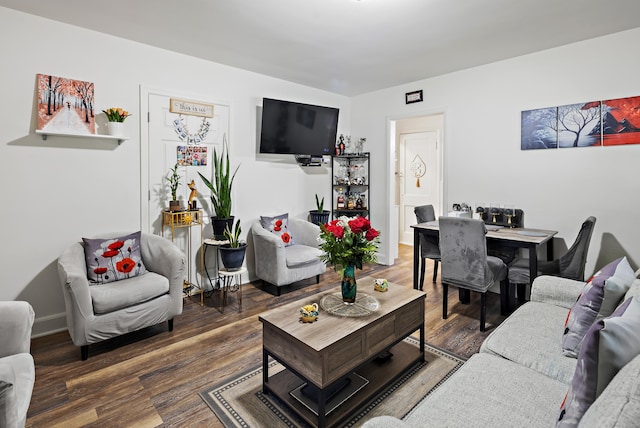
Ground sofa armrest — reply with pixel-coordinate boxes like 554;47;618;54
529;275;585;309
0;302;34;358
251;221;288;281
57;242;96;334
140;233;186;318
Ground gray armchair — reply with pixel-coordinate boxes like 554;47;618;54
0;301;35;428
439;217;508;331
57;232;186;360
251;218;326;295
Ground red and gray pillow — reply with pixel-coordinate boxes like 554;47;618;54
83;231;147;284
562;257;635;357
557;297;640;427
260;213;294;246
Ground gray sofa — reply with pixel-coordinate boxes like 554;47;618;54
364;275;640;428
0;301;35;428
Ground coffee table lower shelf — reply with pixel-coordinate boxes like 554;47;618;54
263;339;424;428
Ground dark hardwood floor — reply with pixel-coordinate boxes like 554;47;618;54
27;244;507;427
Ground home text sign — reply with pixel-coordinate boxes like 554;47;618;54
170;98;214;118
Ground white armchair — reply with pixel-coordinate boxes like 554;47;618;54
0;301;35;428
57;232;186;360
251;218;326;295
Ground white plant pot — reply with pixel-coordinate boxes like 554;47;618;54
107;122;124;137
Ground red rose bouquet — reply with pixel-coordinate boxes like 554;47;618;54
319;216;380;269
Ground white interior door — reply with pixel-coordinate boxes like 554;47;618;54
142;89;229;287
399;131;441;244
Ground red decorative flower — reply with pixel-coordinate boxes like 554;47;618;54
348;217;370;234
116;257;136;274
93;267;108;275
273;219;283;232
102;250;119;258
327;224;345;239
365;228;380;241
281;232;291;244
108;241;124;251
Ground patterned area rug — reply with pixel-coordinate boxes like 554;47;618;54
200;338;465;427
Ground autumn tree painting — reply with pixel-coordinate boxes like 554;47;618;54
37;74;96;135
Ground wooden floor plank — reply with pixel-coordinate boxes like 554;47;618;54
27;244;507;427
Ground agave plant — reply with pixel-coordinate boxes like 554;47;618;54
197;134;239;219
223;219;243;248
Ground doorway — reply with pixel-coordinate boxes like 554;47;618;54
391;113;444;248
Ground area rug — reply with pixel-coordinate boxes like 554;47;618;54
199;338;465;427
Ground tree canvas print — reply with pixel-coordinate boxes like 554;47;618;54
37;74;96;135
599;96;640;146
521;107;558;150
556;101;601;148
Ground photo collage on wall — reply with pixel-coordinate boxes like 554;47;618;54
171;98;214;165
521;95;640;150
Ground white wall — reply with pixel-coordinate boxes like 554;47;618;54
0;7;349;335
353;27;640;275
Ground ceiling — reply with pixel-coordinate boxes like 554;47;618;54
3;0;640;96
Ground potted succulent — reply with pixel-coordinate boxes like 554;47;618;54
197;134;240;239
166;163;182;211
309;194;330;225
219;219;247;270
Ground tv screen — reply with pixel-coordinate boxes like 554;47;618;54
259;98;339;156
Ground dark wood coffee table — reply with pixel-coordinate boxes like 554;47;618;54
259;278;426;427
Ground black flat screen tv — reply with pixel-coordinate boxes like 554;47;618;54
259;98;339;156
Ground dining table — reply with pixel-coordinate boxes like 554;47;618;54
412;221;558;311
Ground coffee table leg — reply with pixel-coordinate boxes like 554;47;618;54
420;324;425;363
317;388;326;428
262;348;269;393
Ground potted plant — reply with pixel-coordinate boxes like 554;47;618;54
309;194;330;225
102;107;130;137
219;219;247;270
166;162;182;211
197;134;240;239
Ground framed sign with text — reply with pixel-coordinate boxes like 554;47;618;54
405;90;423;104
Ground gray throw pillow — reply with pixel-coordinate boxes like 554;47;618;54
557;297;640;427
83;231;147;284
562;257;635;357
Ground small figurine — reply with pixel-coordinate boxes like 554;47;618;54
300;303;319;323
188;180;198;209
374;278;388;292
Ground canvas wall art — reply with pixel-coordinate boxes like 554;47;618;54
600;96;640;146
556;101;601;148
37;74;96;135
521;107;557;150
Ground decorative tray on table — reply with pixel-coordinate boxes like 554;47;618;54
320;292;379;317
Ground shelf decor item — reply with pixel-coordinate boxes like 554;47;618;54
319;216;380;304
198;134;240;239
103;107;131;137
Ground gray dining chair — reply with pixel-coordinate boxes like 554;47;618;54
508;216;596;296
414;205;441;290
439;217;509;332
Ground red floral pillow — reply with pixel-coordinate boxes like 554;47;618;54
83;231;147;284
260;213;294;246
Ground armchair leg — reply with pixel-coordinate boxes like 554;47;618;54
168;318;174;332
442;283;449;319
316;275;320;284
81;345;88;361
419;258;426;290
432;260;439;283
480;292;487;332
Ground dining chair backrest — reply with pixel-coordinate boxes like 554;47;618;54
439;216;496;291
415;205;440;258
557;216;596;281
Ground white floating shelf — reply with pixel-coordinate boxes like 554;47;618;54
36;129;129;145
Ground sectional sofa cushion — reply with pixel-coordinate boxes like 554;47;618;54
400;353;567;428
260;213;294;246
562;257;634;358
83;231;147;284
480;301;577;384
557;297;640;427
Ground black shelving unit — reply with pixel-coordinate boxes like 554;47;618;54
331;152;370;219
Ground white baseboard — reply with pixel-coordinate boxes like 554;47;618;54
32;312;67;338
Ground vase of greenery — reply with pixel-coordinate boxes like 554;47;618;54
219;219;247;270
103;107;130;137
197;134;240;239
166;162;182;211
309;194;330;226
